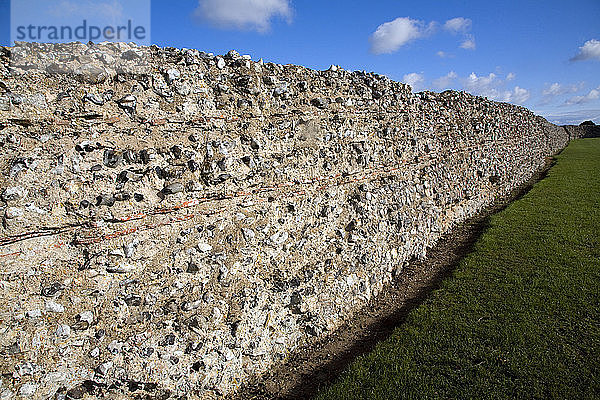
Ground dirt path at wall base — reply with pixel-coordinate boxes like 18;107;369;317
235;156;556;400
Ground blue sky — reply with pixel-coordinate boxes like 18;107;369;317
1;0;599;124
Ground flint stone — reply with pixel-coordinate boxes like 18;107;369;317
242;228;255;241
0;96;9;111
311;97;329;108
197;242;212;252
84;93;104;105
46;62;71;75
116;94;136;113
166;68;180;83
66;385;85;399
45;300;65;313
95;361;113;376
25;93;47;108
181;300;202;311
226;50;240;59
270;231;289;246
107;262;137;273
96;195;115;207
56;324;71;338
2;186;27;202
75;64;108;84
41;282;64;297
19;383;37;397
163;183;184;195
5;207;23;219
121;49;142;60
103;149;122;168
26;309;42;318
6;93;22;106
78;311;94;324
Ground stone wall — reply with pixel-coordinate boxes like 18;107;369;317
563;124;600;140
0;42;570;399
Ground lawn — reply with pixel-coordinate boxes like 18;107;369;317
316;139;600;400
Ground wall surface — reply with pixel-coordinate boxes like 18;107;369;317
0;42;570;399
563;124;600;140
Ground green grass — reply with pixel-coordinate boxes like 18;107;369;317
316;139;600;400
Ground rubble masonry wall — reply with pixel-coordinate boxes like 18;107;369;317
0;42;570;399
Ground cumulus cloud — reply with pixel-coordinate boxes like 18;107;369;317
398;70;528;105
403;72;425;91
432;71;458;89
444;17;472;33
460;36;476;50
566;87;600;105
461;72;529;104
464;72;498;95
369;17;433;54
543;83;564;97
371;15;475;54
194;0;292;32
539;82;583;105
501;86;530;104
443;17;476;51
570;39;600;61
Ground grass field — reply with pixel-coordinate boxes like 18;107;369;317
316;139;600;400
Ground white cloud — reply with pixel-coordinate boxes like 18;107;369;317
403;72;425;91
542;109;600;125
436;50;453;58
398;70;529;105
543;83;564;97
501;86;530;104
566;87;600;105
432;71;458;89
570;39;600;61
369;17;433;54
370;16;475;54
443;17;475;51
461;72;529;104
539;82;583;105
444;17;472;34
194;0;292;32
464;72;498;95
460;35;476;50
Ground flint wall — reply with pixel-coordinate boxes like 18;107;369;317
563;124;600;140
0;42;570;399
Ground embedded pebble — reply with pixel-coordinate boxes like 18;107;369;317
166;68;180;83
56;325;71;338
19;383;37;397
1;186;27;202
107;262;137;273
78;311;94;324
26;309;42;318
45;300;65;313
197;242;213;252
4;207;23;218
162;183;184;195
